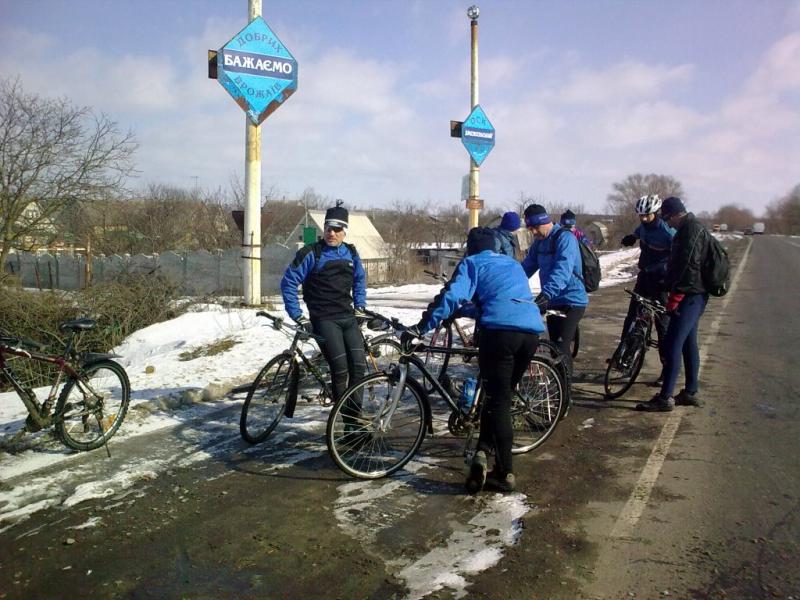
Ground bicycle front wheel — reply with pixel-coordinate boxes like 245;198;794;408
571;325;581;358
365;336;402;373
55;360;131;451
327;371;427;479
511;357;565;454
604;334;646;399
423;325;452;393
240;353;294;444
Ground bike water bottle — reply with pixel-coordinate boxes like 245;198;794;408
461;377;477;412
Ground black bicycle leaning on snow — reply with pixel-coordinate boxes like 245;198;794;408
239;311;401;444
0;318;131;454
603;289;666;399
324;309;567;480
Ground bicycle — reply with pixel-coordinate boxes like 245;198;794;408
603;289;665;399
0;318;131;454
542;308;580;359
325;309;566;479
421;270;481;394
239;311;401;444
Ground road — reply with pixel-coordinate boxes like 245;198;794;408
1;235;798;599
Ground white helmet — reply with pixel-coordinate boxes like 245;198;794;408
635;194;662;215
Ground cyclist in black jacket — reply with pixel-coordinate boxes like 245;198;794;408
636;197;709;412
280;204;368;402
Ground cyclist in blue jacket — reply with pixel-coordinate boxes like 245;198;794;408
620;194;675;370
402;227;544;494
281;203;367;402
521;204;588;376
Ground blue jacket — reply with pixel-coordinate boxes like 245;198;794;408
521;223;589;307
281;241;367;321
634;218;675;272
418;251;545;335
491;227;518;258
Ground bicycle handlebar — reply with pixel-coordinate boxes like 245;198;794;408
255;310;326;342
624;289;666;314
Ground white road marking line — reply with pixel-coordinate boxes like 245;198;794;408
610;237;753;538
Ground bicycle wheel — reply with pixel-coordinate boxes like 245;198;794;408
511;356;566;454
423;325;452;393
571;325;580;358
365;336;402;373
603;333;647;399
240;353;294;444
55;360;131;451
327;371;427;479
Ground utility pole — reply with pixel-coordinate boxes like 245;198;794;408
243;0;263;306
467;5;481;229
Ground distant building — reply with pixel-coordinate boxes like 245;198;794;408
584;221;609;247
284;210;389;260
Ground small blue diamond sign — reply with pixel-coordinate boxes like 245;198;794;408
461;105;495;166
217;17;298;125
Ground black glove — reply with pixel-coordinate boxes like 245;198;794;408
295;316;313;334
534;293;549;314
621;234;637;247
354;306;368;319
400;325;422;352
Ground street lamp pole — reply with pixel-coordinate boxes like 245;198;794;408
467;5;481;230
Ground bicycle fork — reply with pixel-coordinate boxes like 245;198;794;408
379;364;409;432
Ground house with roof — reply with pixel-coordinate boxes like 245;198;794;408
281;209;391;283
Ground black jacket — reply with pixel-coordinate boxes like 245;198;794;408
665;213;708;294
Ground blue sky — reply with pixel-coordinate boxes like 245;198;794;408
2;0;799;216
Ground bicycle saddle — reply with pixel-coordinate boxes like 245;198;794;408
59;318;97;332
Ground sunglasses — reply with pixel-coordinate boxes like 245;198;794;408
325;226;344;233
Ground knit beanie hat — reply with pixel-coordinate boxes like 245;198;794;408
499;211;521;231
560;210;576;226
524;204;551;227
466;227;498;256
324;205;349;229
660;197;686;218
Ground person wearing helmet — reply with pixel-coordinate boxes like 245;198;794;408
620;194;676;370
560;210;591;248
401;227;544;494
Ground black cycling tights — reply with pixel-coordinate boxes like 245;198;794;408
312;316;367;401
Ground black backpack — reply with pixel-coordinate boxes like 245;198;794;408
700;230;730;297
553;228;601;293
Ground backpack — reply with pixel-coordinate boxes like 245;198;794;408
553;228;601;293
700;230;730;297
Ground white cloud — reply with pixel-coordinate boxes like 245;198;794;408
594;101;706;147
553;60;694;105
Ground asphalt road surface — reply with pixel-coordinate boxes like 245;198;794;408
1;235;798;599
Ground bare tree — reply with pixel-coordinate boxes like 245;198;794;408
0;77;137;268
713;204;755;232
606;173;685;234
766;183;800;234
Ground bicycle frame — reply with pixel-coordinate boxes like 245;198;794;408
379;341;481;436
0;340;80;429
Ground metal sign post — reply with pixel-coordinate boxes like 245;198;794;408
451;6;495;231
211;0;298;305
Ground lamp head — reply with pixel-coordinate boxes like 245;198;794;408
467;5;480;20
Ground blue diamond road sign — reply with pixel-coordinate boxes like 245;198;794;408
217;17;298;125
461;105;495;166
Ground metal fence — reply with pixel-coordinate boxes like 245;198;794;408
3;245;392;294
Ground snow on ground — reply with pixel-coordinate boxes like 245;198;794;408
1;247;638;482
0;247;639;596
